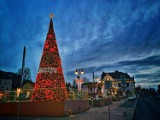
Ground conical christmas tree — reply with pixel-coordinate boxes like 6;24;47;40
31;14;68;102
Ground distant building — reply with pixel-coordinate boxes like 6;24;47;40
101;70;135;97
0;79;12;91
21;80;35;99
82;82;99;94
0;70;21;91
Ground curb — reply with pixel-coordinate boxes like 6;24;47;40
131;99;137;120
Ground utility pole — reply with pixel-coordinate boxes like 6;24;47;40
21;46;26;86
17;46;26;120
92;71;95;94
92;71;94;83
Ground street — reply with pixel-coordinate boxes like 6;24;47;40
133;96;160;120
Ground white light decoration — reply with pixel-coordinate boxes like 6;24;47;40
26;91;30;98
76;78;84;91
16;88;21;97
38;67;58;74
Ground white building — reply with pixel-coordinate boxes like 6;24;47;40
101;71;135;98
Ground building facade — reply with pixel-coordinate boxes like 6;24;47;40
101;71;135;98
0;79;12;91
0;70;21;90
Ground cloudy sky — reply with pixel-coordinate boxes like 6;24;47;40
0;0;160;88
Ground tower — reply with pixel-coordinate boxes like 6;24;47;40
31;14;68;102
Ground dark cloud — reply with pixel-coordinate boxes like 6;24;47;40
66;55;160;86
116;55;160;67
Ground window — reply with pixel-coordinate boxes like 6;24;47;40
118;83;121;87
126;83;129;87
1;79;5;85
0;87;2;91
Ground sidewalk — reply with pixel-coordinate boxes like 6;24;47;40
55;99;136;120
66;99;135;120
0;99;136;120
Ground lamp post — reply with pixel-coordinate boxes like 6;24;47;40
74;69;84;92
106;77;112;120
92;71;96;94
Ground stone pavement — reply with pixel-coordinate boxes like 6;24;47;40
66;99;136;120
0;99;136;120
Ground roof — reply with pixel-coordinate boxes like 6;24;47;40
101;70;134;80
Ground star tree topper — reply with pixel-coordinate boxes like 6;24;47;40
50;13;54;19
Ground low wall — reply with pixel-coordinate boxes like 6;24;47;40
64;100;89;115
0;100;89;117
92;98;112;107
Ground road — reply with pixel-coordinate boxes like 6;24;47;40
133;96;160;120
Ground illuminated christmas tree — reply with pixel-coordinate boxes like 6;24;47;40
31;14;68;102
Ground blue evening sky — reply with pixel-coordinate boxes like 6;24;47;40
0;0;160;88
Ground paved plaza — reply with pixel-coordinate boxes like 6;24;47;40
0;99;136;120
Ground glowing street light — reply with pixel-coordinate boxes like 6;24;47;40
16;88;21;98
74;69;84;91
75;69;84;75
96;78;100;83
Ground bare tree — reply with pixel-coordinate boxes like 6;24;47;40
17;68;32;81
82;77;89;83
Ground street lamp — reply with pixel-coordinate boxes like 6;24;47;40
74;69;84;91
75;69;84;75
106;77;112;120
